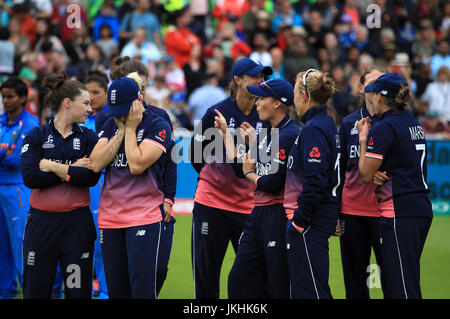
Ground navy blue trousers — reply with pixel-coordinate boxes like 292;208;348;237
228;203;290;299
379;216;432;299
100;221;162;299
191;202;249;299
339;214;389;299
286;223;332;299
22;207;96;299
156;216;175;296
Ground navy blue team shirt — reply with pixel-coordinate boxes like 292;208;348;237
365;108;432;218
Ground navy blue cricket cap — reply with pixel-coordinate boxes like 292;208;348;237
247;78;294;105
364;73;408;98
232;57;273;78
107;77;140;117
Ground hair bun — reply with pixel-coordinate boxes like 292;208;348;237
44;71;67;91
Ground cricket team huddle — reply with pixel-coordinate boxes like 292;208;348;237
0;56;432;299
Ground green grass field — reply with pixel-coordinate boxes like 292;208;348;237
158;215;450;299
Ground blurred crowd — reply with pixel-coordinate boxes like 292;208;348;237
0;0;450;138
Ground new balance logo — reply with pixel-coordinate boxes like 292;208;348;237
81;252;90;259
201;222;208;235
136;230;146;236
27;251;35;266
267;241;276;247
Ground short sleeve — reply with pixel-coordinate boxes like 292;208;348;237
142;118;172;153
365;121;395;161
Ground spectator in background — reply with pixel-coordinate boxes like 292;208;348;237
343;46;361;77
165;6;201;69
268;46;285;80
163;55;186;92
414;62;433;99
209;46;233;89
63;23;91;67
0;27;15;76
18;67;39;118
411;19;437;66
10;3;37;48
250;32;272;66
323;32;346;66
34;18;69;67
353;24;369;53
335;13;355;51
96;24;119;60
241;0;267;42
421;65;450;126
8;17;30;63
249;10;278;49
303;9;329;58
342;0;360;30
14;0;52;20
272;0;303;33
92;3;120;43
0;1;13;28
330;64;356;119
441;1;450;36
421;110;450;138
120;28;162;67
77;43;109;79
430;39;450;79
204;21;252;61
167;90;192;130
188;72;228;122
146;74;171;108
119;0;162;50
374;42;397;70
284;36;319;84
212;0;249;32
183;43;206;99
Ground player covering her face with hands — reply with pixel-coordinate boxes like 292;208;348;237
90;75;172;299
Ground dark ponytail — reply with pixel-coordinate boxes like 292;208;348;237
381;83;412;111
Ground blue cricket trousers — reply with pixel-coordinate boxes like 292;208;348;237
0;184;30;298
379;216;432;299
228;203;290;299
156;215;175;296
100;221;163;299
286;222;333;299
191;202;249;299
22;206;96;299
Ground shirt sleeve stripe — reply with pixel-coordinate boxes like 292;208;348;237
365;152;383;160
143;138;167;153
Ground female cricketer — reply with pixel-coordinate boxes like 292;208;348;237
90;76;172;299
358;73;433;299
214;78;300;299
284;69;340;299
338;65;390;299
96;57;177;296
189;57;272;299
20;72;101;298
0;77;39;298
